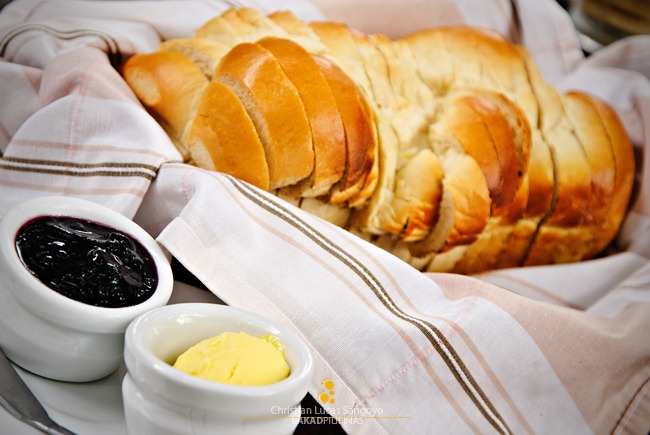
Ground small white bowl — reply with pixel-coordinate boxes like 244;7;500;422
122;303;314;435
0;196;173;382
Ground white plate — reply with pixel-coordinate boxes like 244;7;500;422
1;281;225;435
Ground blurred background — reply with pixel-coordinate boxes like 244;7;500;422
0;0;648;53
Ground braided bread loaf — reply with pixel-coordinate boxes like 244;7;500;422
121;7;635;274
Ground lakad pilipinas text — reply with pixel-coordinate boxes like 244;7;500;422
270;404;388;425
267;378;410;425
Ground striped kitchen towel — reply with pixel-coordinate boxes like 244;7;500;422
1;0;649;434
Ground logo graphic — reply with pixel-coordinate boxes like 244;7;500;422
318;378;336;405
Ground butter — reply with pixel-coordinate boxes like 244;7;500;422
173;332;290;386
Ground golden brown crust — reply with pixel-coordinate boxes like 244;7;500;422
438;90;531;273
437;153;491;249
308;23;391;230
121;9;635;275
392;149;444;242
187;81;269;190
121;51;208;161
311;54;377;205
440;93;505;207
348;88;381;208
587;93;636;257
408;148;491;257
257;37;346;197
482;92;531;214
564;91;616;252
214;42;314;189
453;175;530;274
520;48;593;266
497;132;555;269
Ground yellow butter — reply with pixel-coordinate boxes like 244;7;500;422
173;332;290;386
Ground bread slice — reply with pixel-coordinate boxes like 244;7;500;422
409;123;491;258
564;91;617;254
196;10;378;205
581;93;635;257
344;32;403;236
371;35;444;241
274;185;352;229
521;49;593;266
405;96;494;270
158;38;230;79
391;176;528;273
260;16;378;207
372;235;432;271
497;130;555;269
257;37;346;197
186;81;269;190
401;26;533;269
441;91;532;273
194;8;286;53
483;45;555;270
121;51;208;161
391;148;444;242
347;83;381;209
405;26;536;180
213;42;314;189
308;23;395;233
452;176;530;273
483;92;531;213
311;54;378;206
439;92;510;208
402;31;524;262
355;27;494;261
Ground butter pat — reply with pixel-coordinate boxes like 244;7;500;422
173;332;290;386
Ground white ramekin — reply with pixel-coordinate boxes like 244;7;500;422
0;196;173;382
122;303;314;435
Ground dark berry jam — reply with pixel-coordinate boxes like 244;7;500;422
15;216;158;308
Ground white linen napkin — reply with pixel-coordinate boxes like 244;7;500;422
1;0;648;434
